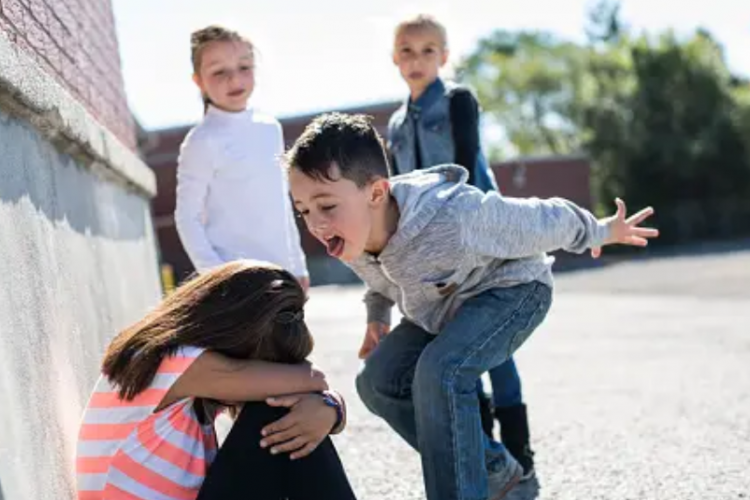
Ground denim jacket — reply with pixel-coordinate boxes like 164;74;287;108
387;78;498;193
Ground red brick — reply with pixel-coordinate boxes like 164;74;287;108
2;0;136;148
28;0;48;26
46;0;77;35
26;15;62;72
44;8;68;54
2;0;29;32
13;33;38;65
0;13;18;39
59;53;77;88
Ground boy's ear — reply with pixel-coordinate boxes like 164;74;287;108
369;178;390;206
392;49;399;66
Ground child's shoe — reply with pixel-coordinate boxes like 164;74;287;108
487;448;522;500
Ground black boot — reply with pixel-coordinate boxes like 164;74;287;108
478;389;495;438
495;403;535;481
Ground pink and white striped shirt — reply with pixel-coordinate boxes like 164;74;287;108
76;346;217;500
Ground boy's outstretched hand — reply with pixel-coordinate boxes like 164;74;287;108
591;198;659;258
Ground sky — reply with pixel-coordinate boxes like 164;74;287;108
112;0;750;131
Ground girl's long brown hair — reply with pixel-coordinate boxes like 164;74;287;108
102;261;312;400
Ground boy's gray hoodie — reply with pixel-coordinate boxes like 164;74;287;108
349;164;610;334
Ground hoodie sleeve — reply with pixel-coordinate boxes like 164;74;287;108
456;190;610;259
364;289;394;326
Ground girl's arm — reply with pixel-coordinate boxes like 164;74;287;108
449;87;480;187
161;351;328;409
174;133;224;271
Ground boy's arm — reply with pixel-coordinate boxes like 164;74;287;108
449;88;480;187
457;191;611;259
364;289;394;326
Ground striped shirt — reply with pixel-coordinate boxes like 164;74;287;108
76;346;218;500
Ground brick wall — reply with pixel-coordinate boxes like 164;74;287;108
0;0;135;149
494;155;592;209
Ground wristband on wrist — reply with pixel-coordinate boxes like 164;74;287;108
319;391;344;432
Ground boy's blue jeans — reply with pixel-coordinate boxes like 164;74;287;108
356;282;552;500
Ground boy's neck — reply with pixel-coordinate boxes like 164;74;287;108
366;195;400;256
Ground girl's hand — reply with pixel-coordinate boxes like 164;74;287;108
260;393;337;459
359;322;389;359
591;198;659;258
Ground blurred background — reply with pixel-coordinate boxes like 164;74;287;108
113;0;750;284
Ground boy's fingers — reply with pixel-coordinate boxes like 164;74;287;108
626;236;649;246
358;338;371;359
359;344;374;359
591;247;602;259
632;227;659;238
626;207;654;225
358;345;370;359
615;198;627;218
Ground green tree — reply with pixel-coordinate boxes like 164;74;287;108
584;21;750;241
457;31;590;158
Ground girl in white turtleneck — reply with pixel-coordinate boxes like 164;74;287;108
175;25;309;292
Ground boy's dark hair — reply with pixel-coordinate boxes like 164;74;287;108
102;261;312;400
285;113;391;187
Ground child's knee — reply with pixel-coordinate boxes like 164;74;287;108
356;360;409;402
236;402;287;426
356;361;387;399
413;352;476;399
355;367;374;399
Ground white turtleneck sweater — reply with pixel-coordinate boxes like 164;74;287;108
174;106;307;277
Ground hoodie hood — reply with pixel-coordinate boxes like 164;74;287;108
385;164;470;251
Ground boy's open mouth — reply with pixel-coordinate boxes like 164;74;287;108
325;236;345;258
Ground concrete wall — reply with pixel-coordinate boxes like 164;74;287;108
0;11;161;500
